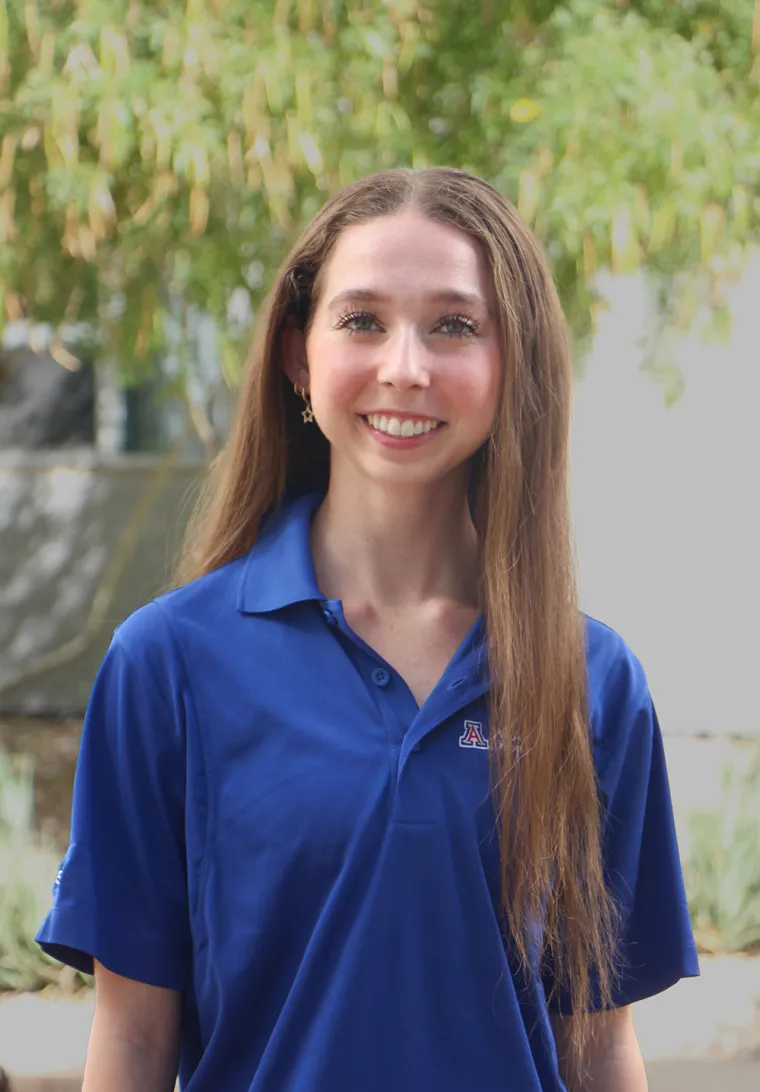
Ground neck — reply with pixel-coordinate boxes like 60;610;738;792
311;470;480;610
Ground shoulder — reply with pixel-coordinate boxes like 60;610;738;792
109;554;249;678
583;615;650;707
115;555;249;640
582;613;655;765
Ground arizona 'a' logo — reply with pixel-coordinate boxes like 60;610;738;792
458;720;489;750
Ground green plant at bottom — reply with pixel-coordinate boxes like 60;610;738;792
0;746;91;993
683;742;760;955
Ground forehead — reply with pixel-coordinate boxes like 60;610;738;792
318;212;493;302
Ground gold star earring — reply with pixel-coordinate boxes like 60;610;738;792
294;383;314;424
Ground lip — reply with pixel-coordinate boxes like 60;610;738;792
360;411;444;422
359;413;446;450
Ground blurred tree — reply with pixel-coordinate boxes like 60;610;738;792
0;0;757;393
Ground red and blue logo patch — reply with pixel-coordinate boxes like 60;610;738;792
458;720;489;750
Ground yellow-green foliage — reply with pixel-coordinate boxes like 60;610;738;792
0;1;757;383
0;747;90;992
684;743;760;955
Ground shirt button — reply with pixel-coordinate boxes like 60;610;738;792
322;607;337;625
371;667;391;688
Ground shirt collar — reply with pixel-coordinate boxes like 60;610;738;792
237;492;325;614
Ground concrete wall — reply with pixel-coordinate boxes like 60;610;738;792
0;452;204;714
571;257;759;740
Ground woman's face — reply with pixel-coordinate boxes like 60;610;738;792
286;210;504;494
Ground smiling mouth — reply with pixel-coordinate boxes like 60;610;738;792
362;413;444;437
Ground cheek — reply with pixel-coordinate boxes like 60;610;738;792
307;339;370;410
448;351;502;417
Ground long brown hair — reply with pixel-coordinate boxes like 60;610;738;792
176;167;620;1059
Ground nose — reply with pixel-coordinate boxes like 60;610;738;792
375;329;431;389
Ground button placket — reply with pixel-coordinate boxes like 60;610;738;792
371;667;391;688
398;676;490;769
322;601;412;751
392;689;492;826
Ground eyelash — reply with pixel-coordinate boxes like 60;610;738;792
334;309;480;338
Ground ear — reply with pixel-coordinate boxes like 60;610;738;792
281;321;309;389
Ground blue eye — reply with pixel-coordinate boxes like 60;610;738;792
335;310;379;334
437;315;479;337
333;309;480;337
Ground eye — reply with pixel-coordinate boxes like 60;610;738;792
335;309;381;335
436;314;480;338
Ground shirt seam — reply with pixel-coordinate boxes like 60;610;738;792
592;644;652;772
152;596;213;928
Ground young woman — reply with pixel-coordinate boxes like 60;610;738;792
37;167;698;1091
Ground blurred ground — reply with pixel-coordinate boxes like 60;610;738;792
9;1065;760;1092
648;1061;760;1091
634;956;760;1061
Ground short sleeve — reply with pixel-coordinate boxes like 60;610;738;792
546;636;700;1012
35;602;194;989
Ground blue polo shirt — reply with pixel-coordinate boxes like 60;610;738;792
37;492;699;1091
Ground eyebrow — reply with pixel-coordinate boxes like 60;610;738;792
327;288;490;313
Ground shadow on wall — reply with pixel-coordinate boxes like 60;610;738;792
0;452;205;715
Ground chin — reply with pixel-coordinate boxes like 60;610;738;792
357;455;470;492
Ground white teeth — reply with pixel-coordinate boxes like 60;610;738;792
366;414;441;436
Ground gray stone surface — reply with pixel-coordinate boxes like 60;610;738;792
0;451;204;714
0;350;94;449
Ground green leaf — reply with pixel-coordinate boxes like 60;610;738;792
0;0;755;387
